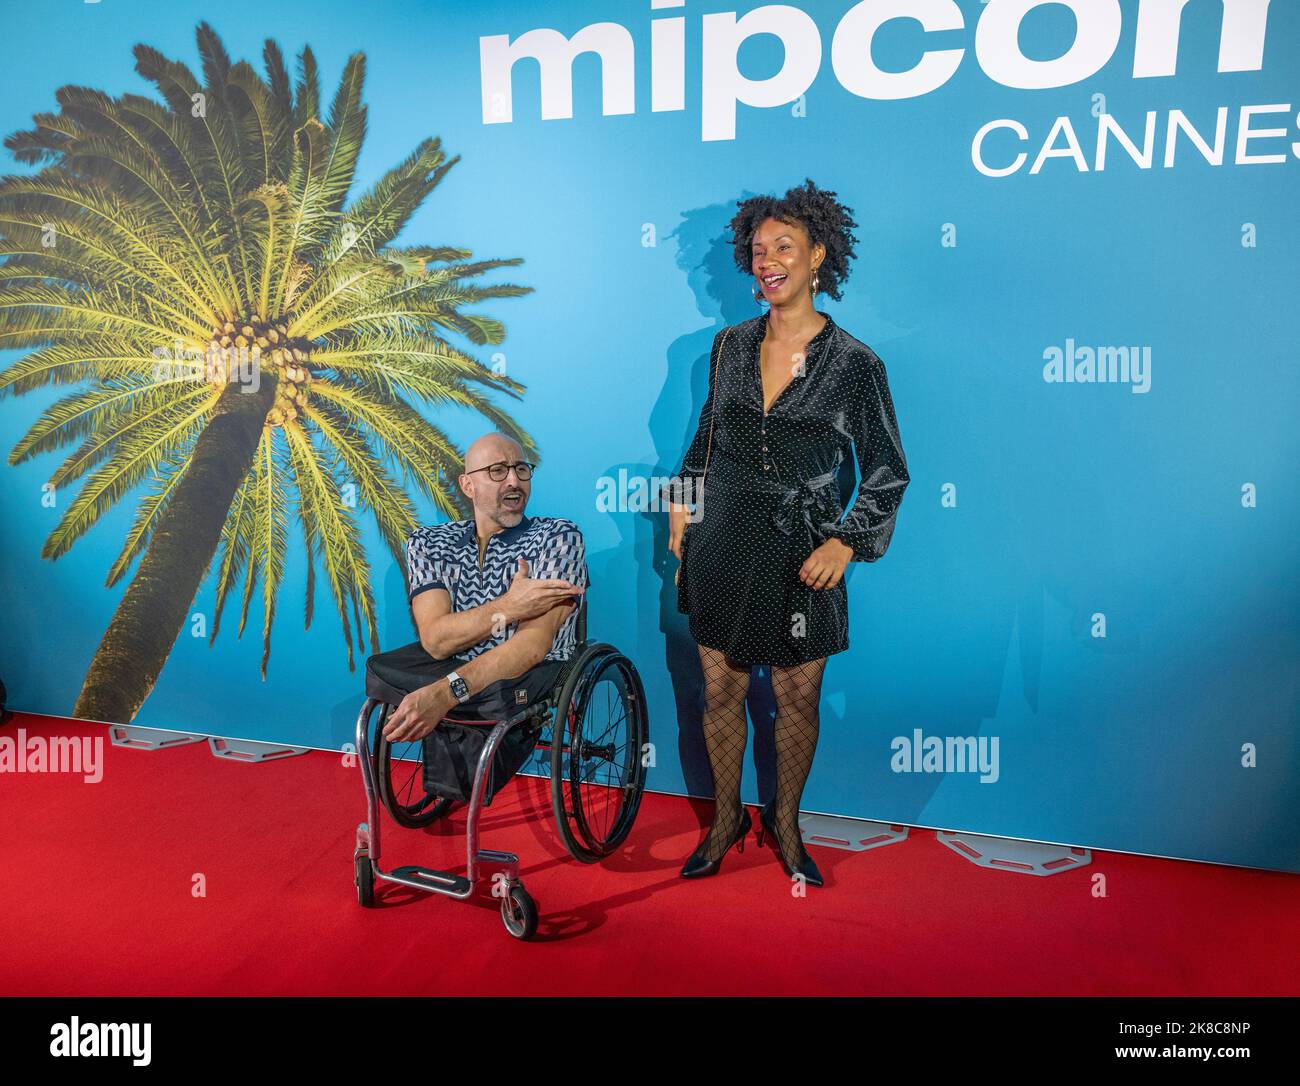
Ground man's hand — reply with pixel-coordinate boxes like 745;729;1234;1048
501;558;582;622
382;679;458;743
800;537;853;590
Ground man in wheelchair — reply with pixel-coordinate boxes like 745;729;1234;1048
354;433;645;935
378;431;588;744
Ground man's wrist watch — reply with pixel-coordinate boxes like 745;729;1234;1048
445;671;471;703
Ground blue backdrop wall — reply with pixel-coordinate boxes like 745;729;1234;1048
1;0;1296;872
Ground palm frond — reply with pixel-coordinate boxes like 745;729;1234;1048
283;420;378;669
0;338;165;398
40;390;216;558
301;398;417;560
105;433;202;586
9;373;206;468
210;471;256;641
293;46;320;128
232;430;288;678
319;54;366;221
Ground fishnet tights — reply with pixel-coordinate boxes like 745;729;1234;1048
770;657;826;870
695;646;751;862
694;647;828;868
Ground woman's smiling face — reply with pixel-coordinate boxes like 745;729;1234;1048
751;217;824;302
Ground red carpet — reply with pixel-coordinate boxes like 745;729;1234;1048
3;711;1297;997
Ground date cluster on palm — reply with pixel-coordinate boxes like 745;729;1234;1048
203;316;313;426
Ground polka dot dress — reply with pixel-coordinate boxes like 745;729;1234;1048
671;309;909;667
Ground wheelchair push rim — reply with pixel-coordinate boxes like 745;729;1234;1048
549;643;648;862
373;702;454;828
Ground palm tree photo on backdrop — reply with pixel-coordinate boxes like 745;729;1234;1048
0;22;536;724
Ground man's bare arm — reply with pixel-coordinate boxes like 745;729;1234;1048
412;589;509;660
412;558;582;660
451;601;571;697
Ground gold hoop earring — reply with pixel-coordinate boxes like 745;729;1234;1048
811;269;820;296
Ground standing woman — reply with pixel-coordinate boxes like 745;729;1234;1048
667;179;909;886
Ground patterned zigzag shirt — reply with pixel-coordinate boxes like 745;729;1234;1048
404;514;589;662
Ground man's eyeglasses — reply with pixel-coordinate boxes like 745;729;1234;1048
465;460;536;482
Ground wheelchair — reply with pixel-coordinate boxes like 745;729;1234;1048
352;598;649;939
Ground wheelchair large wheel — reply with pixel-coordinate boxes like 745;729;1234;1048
374;703;454;828
549;642;649;863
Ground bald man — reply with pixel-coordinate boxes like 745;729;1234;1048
380;433;587;742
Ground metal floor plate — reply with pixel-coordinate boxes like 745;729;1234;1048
937;831;1091;875
109;725;205;750
797;812;909;852
207;737;308;762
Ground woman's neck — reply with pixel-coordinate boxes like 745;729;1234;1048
765;300;825;342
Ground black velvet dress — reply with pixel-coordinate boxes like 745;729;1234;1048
668;310;909;667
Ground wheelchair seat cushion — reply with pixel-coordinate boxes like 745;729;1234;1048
366;641;566;720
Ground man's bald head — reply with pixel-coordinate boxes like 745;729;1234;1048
464;431;525;474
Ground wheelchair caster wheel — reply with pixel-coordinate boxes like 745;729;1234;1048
354;853;374;908
500;885;537;940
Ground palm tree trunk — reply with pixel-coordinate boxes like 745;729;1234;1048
73;373;278;724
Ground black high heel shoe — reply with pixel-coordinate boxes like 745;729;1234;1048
680;806;752;878
756;800;823;887
756;800;777;850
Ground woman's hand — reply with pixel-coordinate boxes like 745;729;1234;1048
668;502;690;561
800;537;853;590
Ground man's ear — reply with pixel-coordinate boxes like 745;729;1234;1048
458;473;472;501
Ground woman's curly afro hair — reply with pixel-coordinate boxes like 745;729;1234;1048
728;178;860;302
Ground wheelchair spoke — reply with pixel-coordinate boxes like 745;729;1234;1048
374;706;453;828
390;742;424;807
571;671;635;844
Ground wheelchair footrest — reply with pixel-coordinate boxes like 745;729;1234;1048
387;865;471;896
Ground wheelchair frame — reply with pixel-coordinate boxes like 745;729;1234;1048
352;599;648;939
354;696;549;933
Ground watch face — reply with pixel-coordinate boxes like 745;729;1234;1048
450;676;469;699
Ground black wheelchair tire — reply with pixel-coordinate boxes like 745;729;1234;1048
549;642;649;863
501;885;537;939
354;852;374;908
